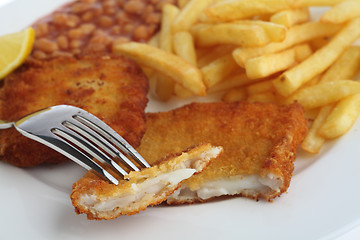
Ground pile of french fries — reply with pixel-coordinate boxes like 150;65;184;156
113;0;360;154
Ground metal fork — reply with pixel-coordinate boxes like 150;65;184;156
0;105;150;185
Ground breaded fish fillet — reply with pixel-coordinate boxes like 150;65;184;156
0;55;148;167
71;144;223;220
136;102;307;202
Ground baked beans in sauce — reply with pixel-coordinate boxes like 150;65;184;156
31;0;175;60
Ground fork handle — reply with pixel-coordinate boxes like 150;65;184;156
0;120;13;129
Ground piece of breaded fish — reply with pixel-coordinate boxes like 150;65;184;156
71;143;223;220
0;55;148;167
136;101;307;203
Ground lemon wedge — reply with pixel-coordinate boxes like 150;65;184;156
0;27;35;79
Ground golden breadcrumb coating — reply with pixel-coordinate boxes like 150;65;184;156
0;55;148;167
71;144;223;220
137;101;307;202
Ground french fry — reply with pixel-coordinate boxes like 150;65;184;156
141;66;155;79
295;0;344;7
247;80;274;95
245;49;295;79
273;18;360;97
287;80;360;109
143;32;160;80
156;4;180;100
146;22;160;90
294;43;313;61
237;20;287;42
194;47;207;57
174;83;194;98
222;87;248;102
159;4;179;53
173;31;197;66
207;70;252;94
172;0;213;33
133;0;360;155
113;42;206;96
192;22;270;47
304;107;321;120
147;32;160;47
233;22;343;67
318;93;360;139
309;37;329;50
303;46;360;147
302;75;322;88
173;31;197;98
320;46;360;82
201;53;239;88
177;0;190;9
244;44;312;79
270;8;310;28
321;0;360;24
247;91;278;103
197;44;236;68
203;0;293;22
301;105;334;154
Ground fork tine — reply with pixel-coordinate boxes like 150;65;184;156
24;131;119;185
73;115;151;168
62;120;140;172
52;126;129;178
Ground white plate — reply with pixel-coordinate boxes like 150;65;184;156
1;1;360;239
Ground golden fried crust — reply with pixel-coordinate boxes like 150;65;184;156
71;144;223;220
137;101;308;201
0;56;148;167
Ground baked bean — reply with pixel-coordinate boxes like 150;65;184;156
85;43;107;52
124;0;146;14
147;24;159;36
113;37;130;46
56;35;69;49
103;0;117;9
104;7;117;16
117;0;125;7
51;51;73;58
66;15;81;27
34;23;49;37
81;11;94;22
31;0;173;59
123;23;135;34
89;34;112;45
81;0;97;3
92;6;104;17
145;12;161;24
68;28;84;39
71;2;92;13
155;2;168;11
115;11;131;24
80;23;96;35
110;26;122;35
54;13;81;27
34;38;59;53
70;39;83;49
150;0;160;4
32;50;47;59
93;29;106;37
71;48;82;55
133;25;149;40
52;13;68;26
98;16;114;28
142;5;155;19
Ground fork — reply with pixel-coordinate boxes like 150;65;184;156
0;105;150;185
